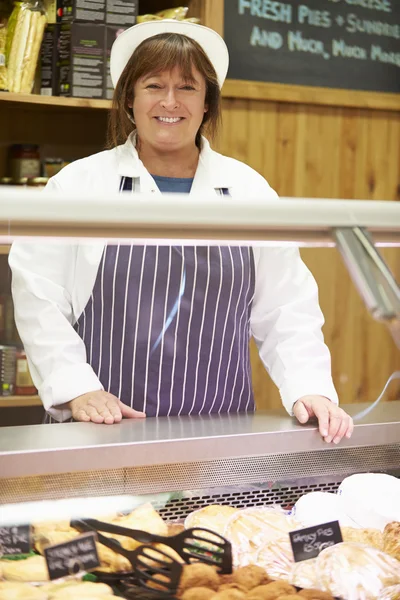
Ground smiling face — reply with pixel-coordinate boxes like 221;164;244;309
132;66;207;153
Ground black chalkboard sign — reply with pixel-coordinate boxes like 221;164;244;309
224;0;400;93
289;520;343;562
0;525;31;555
44;532;100;580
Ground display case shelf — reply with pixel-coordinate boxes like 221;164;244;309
0;92;111;110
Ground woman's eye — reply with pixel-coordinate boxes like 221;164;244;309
146;84;161;89
181;85;195;91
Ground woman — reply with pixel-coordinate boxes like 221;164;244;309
9;20;353;443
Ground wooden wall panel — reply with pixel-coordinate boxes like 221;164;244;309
216;99;400;410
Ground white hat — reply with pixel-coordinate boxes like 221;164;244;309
110;19;229;89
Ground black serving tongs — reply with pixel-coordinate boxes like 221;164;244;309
71;518;232;595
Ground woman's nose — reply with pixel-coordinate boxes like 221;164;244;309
160;88;179;110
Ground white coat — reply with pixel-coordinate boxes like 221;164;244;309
9;135;338;421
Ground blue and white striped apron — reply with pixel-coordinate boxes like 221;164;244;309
48;176;256;420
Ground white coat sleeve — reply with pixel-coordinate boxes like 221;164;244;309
249;185;339;416
8;178;103;421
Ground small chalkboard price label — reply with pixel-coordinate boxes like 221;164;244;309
0;525;32;555
289;520;343;562
44;532;100;580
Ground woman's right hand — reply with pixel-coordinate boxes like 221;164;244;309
69;391;146;424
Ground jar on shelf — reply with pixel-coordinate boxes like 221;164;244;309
27;176;48;187
15;349;36;395
9;144;40;179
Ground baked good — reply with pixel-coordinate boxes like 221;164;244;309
383;522;400;561
247;581;296;599
377;584;400;599
0;582;47;600
0;555;48;582
181;587;217;600
47;581;113;598
178;563;220;593
317;542;400;600
185;505;239;535
275;596;299;600
298;590;335;600
255;536;294;580
224;508;298;567
231;565;270;590
342;526;383;550
212;591;246;600
289;558;319;590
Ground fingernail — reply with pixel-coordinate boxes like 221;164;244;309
325;436;332;443
333;438;340;444
321;430;328;437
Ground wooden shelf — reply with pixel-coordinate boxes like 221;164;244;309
0;92;111;110
0;244;11;255
0;395;42;407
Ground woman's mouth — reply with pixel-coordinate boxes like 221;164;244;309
155;117;184;124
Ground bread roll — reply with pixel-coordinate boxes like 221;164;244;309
383;522;400;561
0;555;48;582
0;581;47;600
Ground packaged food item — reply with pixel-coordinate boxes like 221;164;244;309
0;17;8;90
316;542;400;600
58;22;104;98
105;0;137;26
136;14;162;23
8;144;41;179
155;6;189;20
255;535;294;580
42;0;61;23
15;349;36;395
40;23;60;95
6;0;47;93
0;344;17;396
61;0;137;26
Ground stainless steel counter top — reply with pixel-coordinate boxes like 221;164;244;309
1;402;399;479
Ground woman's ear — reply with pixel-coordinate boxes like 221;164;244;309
204;104;208;113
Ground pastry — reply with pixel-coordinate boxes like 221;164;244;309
231;565;270;590
185;505;239;535
224;508;299;567
0;555;49;582
0;581;47;600
212;591;246;600
178;563;220;593
47;581;113;598
298;590;335;600
342;526;383;550
181;588;217;600
247;581;297;599
383;522;400;561
317;542;400;600
255;536;294;581
377;584;400;599
289;558;319;590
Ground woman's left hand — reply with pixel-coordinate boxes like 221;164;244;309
293;395;354;444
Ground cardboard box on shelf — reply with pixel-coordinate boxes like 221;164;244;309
58;23;104;98
61;0;106;24
43;0;63;23
106;0;136;26
40;24;61;96
60;0;137;25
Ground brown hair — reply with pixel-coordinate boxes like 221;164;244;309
107;32;222;149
